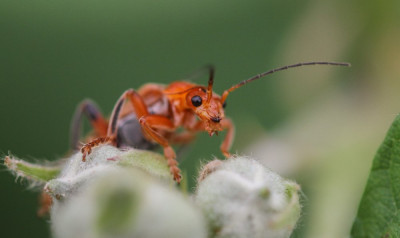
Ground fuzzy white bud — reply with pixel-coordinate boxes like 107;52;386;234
46;145;207;238
195;157;301;238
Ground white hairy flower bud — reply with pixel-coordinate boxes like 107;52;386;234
195;157;301;238
4;144;302;238
45;145;207;238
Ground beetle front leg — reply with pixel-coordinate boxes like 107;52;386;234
183;118;235;158
169;131;196;144
138;115;181;183
97;89;181;182
220;118;235;158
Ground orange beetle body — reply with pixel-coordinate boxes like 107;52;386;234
78;62;350;183
115;80;233;152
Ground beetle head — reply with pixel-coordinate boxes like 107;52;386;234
186;86;225;136
186;61;351;136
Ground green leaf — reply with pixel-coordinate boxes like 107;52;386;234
351;115;400;238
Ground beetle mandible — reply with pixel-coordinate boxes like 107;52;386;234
78;61;350;183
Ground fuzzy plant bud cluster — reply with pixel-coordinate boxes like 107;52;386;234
51;168;207;238
195;157;301;238
4;145;301;238
46;145;207;238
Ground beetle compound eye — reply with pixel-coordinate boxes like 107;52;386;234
222;101;227;108
191;95;202;107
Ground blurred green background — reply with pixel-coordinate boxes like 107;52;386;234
1;0;399;237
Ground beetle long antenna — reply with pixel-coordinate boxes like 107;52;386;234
206;65;215;103
184;64;214;81
220;61;351;103
182;64;215;102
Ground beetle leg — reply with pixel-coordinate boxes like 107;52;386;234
81;136;116;161
70;100;108;150
169;131;196;144
80;89;144;161
169;119;206;144
37;190;52;217
83;89;181;182
138;115;181;183
220;118;235;158
107;89;149;136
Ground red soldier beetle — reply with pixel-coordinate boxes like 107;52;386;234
78;61;350;183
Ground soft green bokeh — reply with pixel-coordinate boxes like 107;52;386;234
1;0;399;237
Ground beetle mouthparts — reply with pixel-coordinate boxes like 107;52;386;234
208;130;219;137
211;117;221;123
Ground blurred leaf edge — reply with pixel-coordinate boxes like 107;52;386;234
351;114;400;238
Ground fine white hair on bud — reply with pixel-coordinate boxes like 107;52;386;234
195;157;301;238
51;168;207;238
44;145;173;199
4;143;302;238
46;145;207;238
3;154;61;185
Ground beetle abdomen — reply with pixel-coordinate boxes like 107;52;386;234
116;114;158;150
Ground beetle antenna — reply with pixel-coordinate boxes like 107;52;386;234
220;61;351;103
183;64;214;81
181;64;215;102
206;65;215;103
